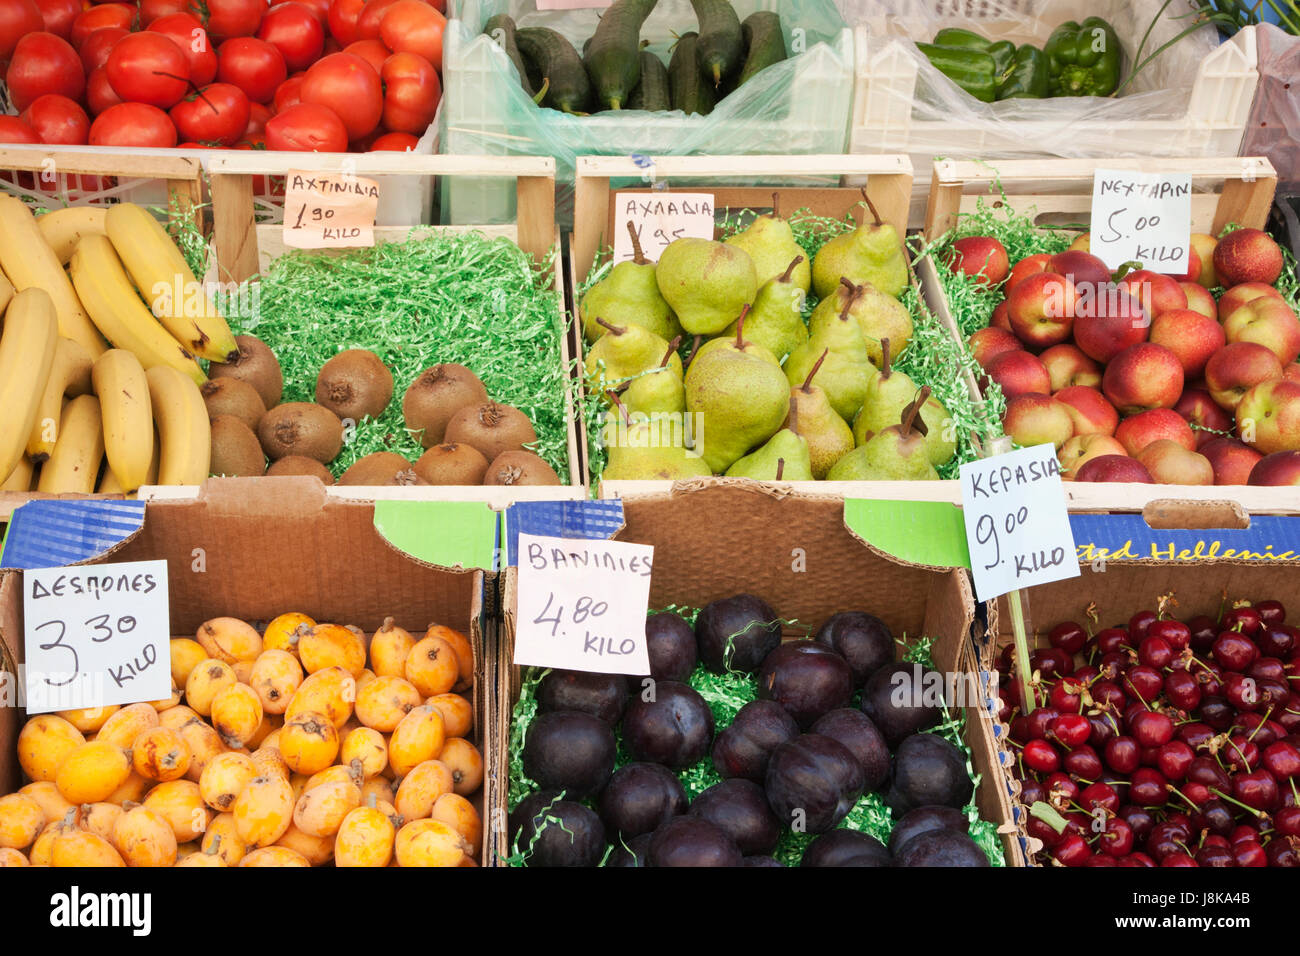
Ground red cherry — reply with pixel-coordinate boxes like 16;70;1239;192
1026;815;1064;848
1019;778;1046;806
1080;781;1120;815
1224;672;1263;712
1212;631;1257;671
1129;767;1169;806
1187;615;1218;651
1104;735;1140;774
1050;714;1091;748
1187;757;1232;792
1230;824;1259;844
1225;735;1259;772
1155;740;1194;781
1125;851;1157;867
1124;666;1164;704
1149;619;1191;651
1050;679;1082;714
1257;600;1286;627
1263;741;1300;780
1265;837;1300;866
1129;610;1158;642
1161;852;1197;867
1098;816;1133;856
1259;625;1296;659
1088;712;1119;749
1063;745;1103;781
1049;621;1088;655
1138;635;1173;669
1053;833;1090;867
1195;844;1234;867
1233;840;1267;867
1199;696;1235;730
1091;680;1126;711
1164;670;1202;711
1083;854;1118;866
1233;769;1280;812
1096;627;1130;656
1181;781;1211;805
1224;606;1262;637
1023;738;1061;773
1130;711;1175;748
1274;807;1300;837
1119;805;1155;842
1045;772;1078;807
1024;707;1060;740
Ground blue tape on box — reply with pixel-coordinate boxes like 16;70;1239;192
1069;513;1300;564
503;499;625;567
1;500;146;570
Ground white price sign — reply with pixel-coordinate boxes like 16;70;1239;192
22;560;171;714
612;191;715;264
960;445;1080;602
514;534;653;675
1090;169;1192;274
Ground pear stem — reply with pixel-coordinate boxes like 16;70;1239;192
859;189;883;227
775;458;785;481
626;221;647;266
802;348;829;392
788;393;799;434
780;255;804;283
595;317;625;336
901;385;932;435
607;390;631;426
684;334;703;369
880;337;892;379
734;304;751;348
771;191;780;220
660;335;682;369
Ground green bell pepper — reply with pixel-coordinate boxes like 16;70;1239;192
996;44;1048;99
1044;16;1122;97
916;43;998;103
933;27;992;51
987;40;1016;79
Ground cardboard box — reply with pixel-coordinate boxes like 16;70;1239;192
492;480;1025;866
0;478;497;865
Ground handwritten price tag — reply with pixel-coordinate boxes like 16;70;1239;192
612;191;715;264
959;445;1080;602
283;169;379;249
514;533;653;675
1090;169;1192;274
22;560;171;714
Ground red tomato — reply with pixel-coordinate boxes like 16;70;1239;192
139;0;195;26
70;3;133;48
79;26;128;72
326;0;363;45
0;115;42;143
272;72;303;111
149;13;218;86
321;36;339;55
256;2;322;71
216;35;286;104
340;38;386;75
107;32;190;108
379;0;441;70
6;32;84;110
169;81;250;145
265;101;346;151
369;130;417;151
294;0;330;28
204;0;265;41
380;51;437;134
20;93;90;143
300;50;380;140
89;101;178;146
85;65;124;113
243;99;271;135
34;0;80;39
0;0;44;62
355;0;404;40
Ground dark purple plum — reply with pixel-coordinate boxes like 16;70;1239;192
537;670;629;725
765;733;866;833
514;799;605;867
888;805;969;857
598;762;688;837
645;611;697;681
605;833;652;867
743;855;785;867
892;828;988;867
757;640;853;729
815;611;895;686
647;817;743;867
861;661;944;747
800;829;891;867
687;778;781;855
695;594;782;674
810;709;890;791
711;699;800;782
887;733;973;815
622;680;715;769
521;711;617;799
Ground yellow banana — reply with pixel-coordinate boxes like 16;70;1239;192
105;203;239;363
147;365;210;485
0;269;14;318
36;394;104;495
27;337;94;462
98;433;158;495
37;205;108;265
1;455;36;492
92;349;154;493
0;287;60;485
69;234;206;386
0;195;106;358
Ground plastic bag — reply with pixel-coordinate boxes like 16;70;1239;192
441;0;854;226
1242;24;1300;185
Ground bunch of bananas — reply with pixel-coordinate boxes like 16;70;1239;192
0;199;236;495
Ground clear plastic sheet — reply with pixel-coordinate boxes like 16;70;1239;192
1242;23;1300;185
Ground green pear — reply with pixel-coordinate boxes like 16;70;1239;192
684;307;790;473
724;193;812;292
620;335;685;416
811;194;908;300
784;349;854;480
828;387;940;481
848;282;913;365
584;319;682;399
601;409;711;481
784;294;876;423
656;237;757;336
852;338;956;467
725;429;814;481
581;222;682;344
721;254;809;363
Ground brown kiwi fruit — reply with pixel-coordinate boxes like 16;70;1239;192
257;403;343;463
443;402;536;463
483;451;561;486
413;442;489;485
315;349;394;423
209;415;266;477
208;335;283;409
338;452;418;486
266;456;335;483
201;378;267;433
402;364;489;449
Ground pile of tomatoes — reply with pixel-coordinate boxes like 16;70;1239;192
0;0;445;153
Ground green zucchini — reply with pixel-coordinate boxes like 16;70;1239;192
516;27;592;114
627;50;671;111
584;0;658;110
484;15;535;97
737;11;785;86
669;32;715;115
690;0;742;87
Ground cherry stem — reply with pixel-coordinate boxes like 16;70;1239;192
775;457;785;481
626;221;646;265
1210;788;1265;818
596;317;625;336
802;349;829;392
1246;706;1274;740
779;254;804;283
660;335;682;369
